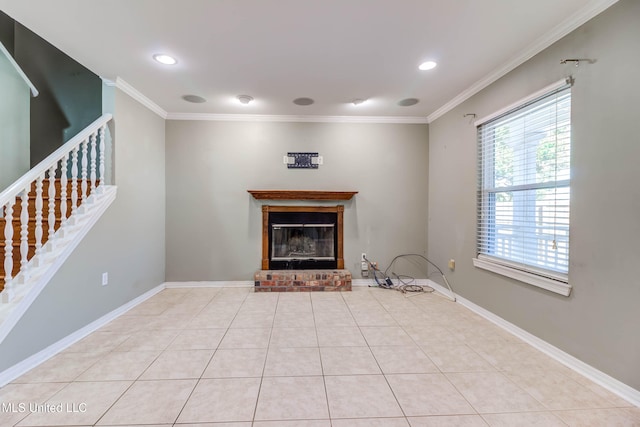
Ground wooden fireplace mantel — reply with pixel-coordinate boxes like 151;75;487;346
248;190;357;201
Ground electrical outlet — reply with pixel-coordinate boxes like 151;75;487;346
448;259;456;271
102;272;109;286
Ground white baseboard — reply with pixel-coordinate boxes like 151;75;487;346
164;279;424;289
164;281;254;288
6;278;636;408
351;279;375;287
425;279;640;408
167;280;366;288
0;187;117;343
0;283;165;387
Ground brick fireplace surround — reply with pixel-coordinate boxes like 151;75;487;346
254;269;352;292
248;190;356;292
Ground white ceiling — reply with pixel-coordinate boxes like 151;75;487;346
0;0;617;121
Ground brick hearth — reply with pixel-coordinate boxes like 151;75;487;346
254;270;352;292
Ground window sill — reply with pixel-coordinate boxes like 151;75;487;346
473;257;572;297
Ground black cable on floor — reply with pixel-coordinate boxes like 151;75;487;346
364;253;455;301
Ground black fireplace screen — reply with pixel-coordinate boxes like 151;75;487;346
271;224;335;261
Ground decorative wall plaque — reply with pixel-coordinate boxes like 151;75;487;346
285;152;322;169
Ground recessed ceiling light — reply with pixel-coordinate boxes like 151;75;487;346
293;97;314;106
398;98;420;107
153;54;177;65
418;61;437;71
237;95;254;105
182;95;206;103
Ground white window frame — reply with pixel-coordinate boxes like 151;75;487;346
474;79;572;297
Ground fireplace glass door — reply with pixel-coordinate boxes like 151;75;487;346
271;224;335;262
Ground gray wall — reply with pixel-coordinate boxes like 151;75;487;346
0;11;15;56
427;0;640;390
0;88;166;371
13;22;102;166
165;120;429;281
0;44;29;191
0;11;102;168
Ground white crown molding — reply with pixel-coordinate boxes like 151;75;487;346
101;77;116;87
166;112;428;124
101;0;618;125
106;78;427;124
425;279;640;407
427;0;619;123
114;77;168;119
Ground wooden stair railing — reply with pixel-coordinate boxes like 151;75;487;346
0;180;97;291
0;114;112;299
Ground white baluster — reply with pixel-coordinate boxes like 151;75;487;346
19;189;29;274
60;155;68;224
81;139;88;203
71;146;79;214
35;175;44;253
3;200;15;283
98;124;106;189
90;132;97;192
48;165;56;242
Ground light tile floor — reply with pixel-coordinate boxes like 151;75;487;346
1;286;639;427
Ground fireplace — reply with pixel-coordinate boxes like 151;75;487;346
261;205;344;270
271;223;336;268
250;191;354;292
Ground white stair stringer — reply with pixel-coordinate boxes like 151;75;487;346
0;186;117;344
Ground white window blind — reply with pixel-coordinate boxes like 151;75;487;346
477;81;571;282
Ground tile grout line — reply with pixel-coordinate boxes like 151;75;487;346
89;288;225;426
400;290;485;420
4;287;637;426
349;288;412;424
27;297;193;427
403;290;558;420
169;287;248;425
310;292;334;425
373;288;493;421
250;291;279;424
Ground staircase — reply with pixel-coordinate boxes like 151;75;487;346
0;114;115;338
0;179;96;291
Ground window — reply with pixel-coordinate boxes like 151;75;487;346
475;79;572;295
